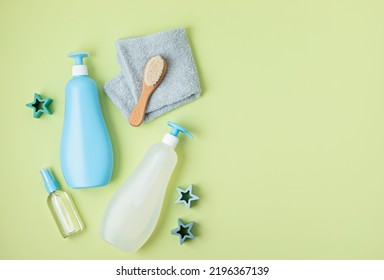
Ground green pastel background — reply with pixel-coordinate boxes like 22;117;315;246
1;0;384;259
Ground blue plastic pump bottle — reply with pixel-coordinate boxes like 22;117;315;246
60;51;113;188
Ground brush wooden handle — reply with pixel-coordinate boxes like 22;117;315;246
129;85;153;127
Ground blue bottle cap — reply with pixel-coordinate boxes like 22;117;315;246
68;51;89;76
68;51;89;65
167;122;193;138
40;168;59;193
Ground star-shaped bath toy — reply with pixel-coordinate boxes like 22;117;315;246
175;184;199;209
26;93;53;118
171;219;195;245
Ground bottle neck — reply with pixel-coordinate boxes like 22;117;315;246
162;133;178;148
72;65;88;76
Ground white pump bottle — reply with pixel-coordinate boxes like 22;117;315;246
100;122;192;252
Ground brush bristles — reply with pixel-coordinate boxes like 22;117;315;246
143;55;165;86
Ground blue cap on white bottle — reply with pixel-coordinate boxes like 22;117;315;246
162;122;192;148
40;168;59;193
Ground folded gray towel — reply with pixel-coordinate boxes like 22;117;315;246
104;28;201;122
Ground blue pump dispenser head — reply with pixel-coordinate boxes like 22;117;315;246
40;168;59;193
68;51;89;76
167;122;192;138
68;52;89;65
162;122;192;148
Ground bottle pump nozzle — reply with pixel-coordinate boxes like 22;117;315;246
68;51;88;65
168;122;193;138
40;168;59;194
68;51;89;76
162;122;192;148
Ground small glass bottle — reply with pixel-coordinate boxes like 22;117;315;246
40;168;85;238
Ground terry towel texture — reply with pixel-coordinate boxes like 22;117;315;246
104;28;201;122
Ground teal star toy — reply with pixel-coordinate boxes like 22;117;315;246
26;93;53;118
175;184;199;209
171;219;195;245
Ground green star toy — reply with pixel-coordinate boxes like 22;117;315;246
26;93;53;118
171;219;195;245
175;184;199;208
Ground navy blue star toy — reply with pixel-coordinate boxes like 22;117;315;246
171;219;195;245
26;93;53;118
175;184;199;209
